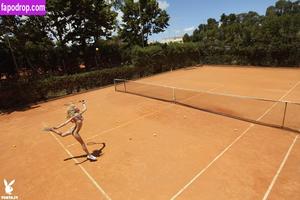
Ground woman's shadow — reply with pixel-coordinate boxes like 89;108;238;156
64;142;106;165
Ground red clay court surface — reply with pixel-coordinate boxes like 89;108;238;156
1;65;300;200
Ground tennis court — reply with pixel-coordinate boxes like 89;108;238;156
1;65;300;199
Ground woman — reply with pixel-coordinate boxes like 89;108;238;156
46;100;97;161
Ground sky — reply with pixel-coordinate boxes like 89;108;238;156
149;0;279;42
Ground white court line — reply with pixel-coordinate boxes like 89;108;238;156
170;124;254;200
67;105;173;147
170;80;300;200
276;81;300;101
256;81;300;121
262;135;298;200
50;133;112;200
67;85;223;147
51;84;223;199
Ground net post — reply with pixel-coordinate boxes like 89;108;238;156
114;79;126;92
282;102;288;128
124;80;127;92
114;79;116;91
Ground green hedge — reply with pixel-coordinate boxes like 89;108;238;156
0;43;215;110
6;40;299;110
0;66;139;109
130;43;201;74
1;57;198;110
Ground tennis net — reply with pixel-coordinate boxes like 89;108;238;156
114;79;300;133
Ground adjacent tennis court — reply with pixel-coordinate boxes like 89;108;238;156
1;65;300;200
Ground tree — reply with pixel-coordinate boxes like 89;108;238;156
66;0;117;46
19;17;54;74
46;0;117;47
119;0;169;46
0;16;24;77
183;33;191;43
190;18;219;43
45;0;71;46
44;0;118;72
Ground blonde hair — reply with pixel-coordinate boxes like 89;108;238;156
66;104;77;119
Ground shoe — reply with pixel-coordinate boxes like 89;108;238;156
87;154;97;161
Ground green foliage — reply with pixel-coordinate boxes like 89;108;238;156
96;39;124;68
46;0;117;46
0;0;118;78
0;66;139;109
0;41;204;109
165;42;200;67
183;33;191;43
0;41;15;77
119;0;170;46
131;45;166;74
188;0;300;66
0;0;300;110
1;0;298;80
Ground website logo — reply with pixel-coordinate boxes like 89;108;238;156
4;179;14;195
1;179;18;200
0;0;46;16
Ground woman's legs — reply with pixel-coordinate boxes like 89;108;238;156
73;132;90;155
48;123;96;160
72;128;97;161
49;128;73;137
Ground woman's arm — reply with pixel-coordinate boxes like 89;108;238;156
79;100;87;115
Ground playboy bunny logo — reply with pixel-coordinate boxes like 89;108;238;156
3;179;15;195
